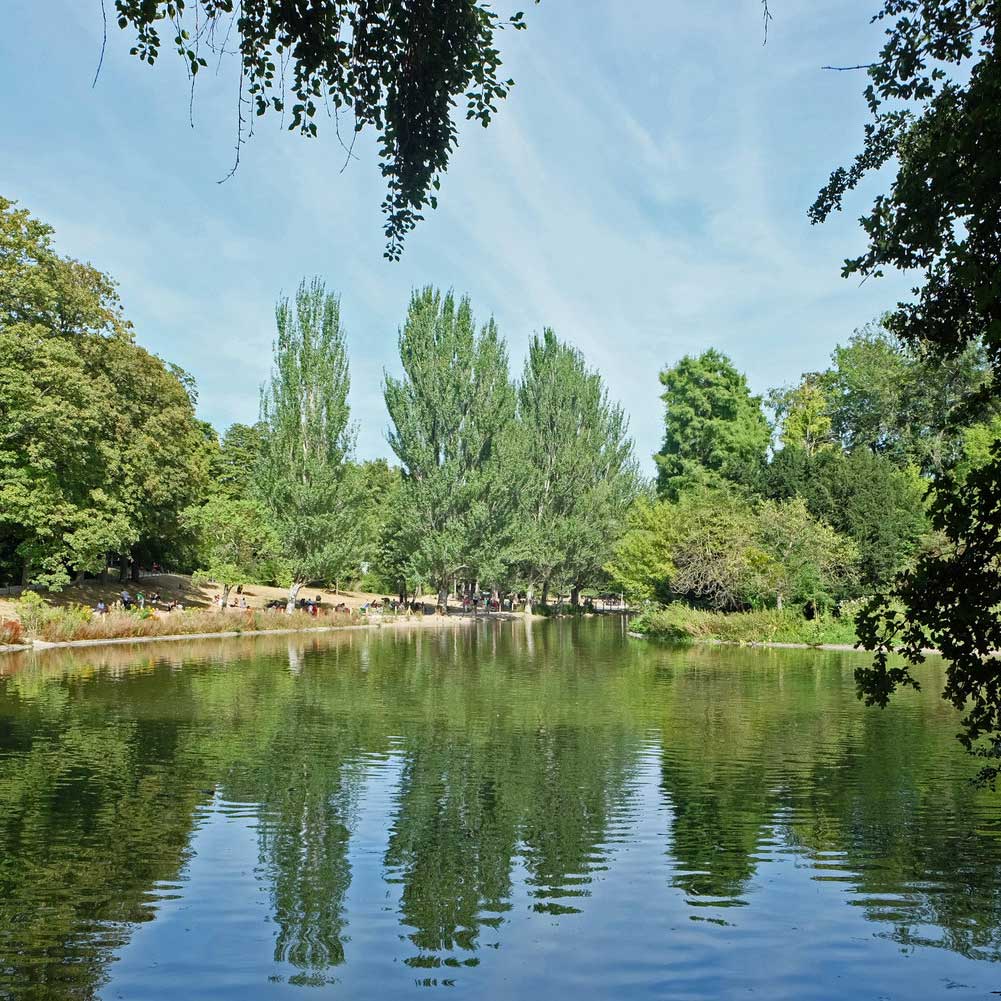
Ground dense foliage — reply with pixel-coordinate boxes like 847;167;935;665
0;198;642;609
382;295;639;606
512;330;638;610
654;349;770;500
0;196;210;589
256;278;362;608
611;329;965;622
383;288;515;605
808;0;1001;780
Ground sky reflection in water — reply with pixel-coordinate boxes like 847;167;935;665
1;618;1000;1000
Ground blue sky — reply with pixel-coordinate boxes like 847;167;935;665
3;1;911;472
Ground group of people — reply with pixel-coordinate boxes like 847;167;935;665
91;586;555;620
460;594;507;613
95;589;181;615
213;593;249;611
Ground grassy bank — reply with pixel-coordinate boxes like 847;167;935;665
14;600;359;645
629;603;859;647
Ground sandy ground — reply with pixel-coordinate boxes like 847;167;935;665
0;573;408;621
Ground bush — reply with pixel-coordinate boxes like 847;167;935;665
0;618;25;645
630;603;859;647
15;591;51;635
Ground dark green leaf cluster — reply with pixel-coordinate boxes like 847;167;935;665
111;0;534;259
0;196;211;588
810;1;1001;779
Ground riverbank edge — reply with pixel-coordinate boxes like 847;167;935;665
626;631;941;655
627;630;858;651
0;612;498;655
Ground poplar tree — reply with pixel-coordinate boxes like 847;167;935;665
384;288;515;607
256;279;361;610
514;329;638;611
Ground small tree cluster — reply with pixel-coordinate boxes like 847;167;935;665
381;291;639;608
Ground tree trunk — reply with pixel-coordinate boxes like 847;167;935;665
286;581;303;613
100;556;109;584
541;579;550;608
571;585;581;608
437;584;449;612
221;583;232;609
20;559;31;587
525;586;534;616
119;556;129;583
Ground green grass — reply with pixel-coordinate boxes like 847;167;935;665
629;603;859;647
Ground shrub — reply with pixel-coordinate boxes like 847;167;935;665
0;619;25;645
14;602;357;644
630;603;859;647
15;591;51;635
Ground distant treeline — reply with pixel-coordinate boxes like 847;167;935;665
4;195;993;616
611;333;995;615
0;198;638;609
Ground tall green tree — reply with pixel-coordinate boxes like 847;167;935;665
384;288;514;606
768;378;833;456
0;196;208;587
766;446;927;590
183;496;276;607
818;324;990;477
810;1;1001;778
654;349;770;501
256;278;361;610
513;329;638;610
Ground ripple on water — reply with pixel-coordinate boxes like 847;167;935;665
1;626;1000;1000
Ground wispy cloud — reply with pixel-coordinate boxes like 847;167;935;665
2;0;911;471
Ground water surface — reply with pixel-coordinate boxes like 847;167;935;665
1;618;1000;1000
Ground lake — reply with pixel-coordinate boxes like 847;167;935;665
1;618;1000;1000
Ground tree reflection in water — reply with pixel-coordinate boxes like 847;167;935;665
0;620;1000;1000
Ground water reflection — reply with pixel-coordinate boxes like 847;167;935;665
0;621;999;1000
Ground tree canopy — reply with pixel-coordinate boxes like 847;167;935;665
513;328;638;608
654;349;770;501
810;0;1001;780
0;196;208;588
383;287;515;604
256;277;362;607
107;0;531;260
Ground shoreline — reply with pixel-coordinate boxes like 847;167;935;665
0;611;501;656
627;632;940;656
